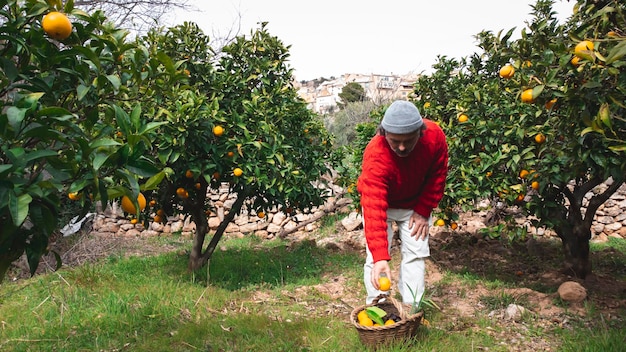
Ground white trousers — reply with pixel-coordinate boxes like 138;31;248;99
364;208;430;305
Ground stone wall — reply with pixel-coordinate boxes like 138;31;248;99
90;181;626;243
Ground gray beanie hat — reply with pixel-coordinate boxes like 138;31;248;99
381;100;423;134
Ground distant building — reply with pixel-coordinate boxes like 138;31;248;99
295;72;419;114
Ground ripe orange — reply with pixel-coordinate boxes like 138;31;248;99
176;187;189;199
570;56;581;66
574;40;594;57
521;89;535;103
458;114;468;123
423;102;431;108
357;310;369;322
185;169;194;179
68;192;81;201
213;125;224;137
531;181;540;190
519;169;530;179
233;168;243;177
130;218;139;225
195;182;202;190
435;219;445;227
257;211;265;218
486;171;493;178
227;151;235;158
515;193;525;202
42;12;72;40
522;60;532;68
450;222;458;230
359;316;374;326
499;64;515;79
535;133;546;144
153;215;163;223
121;192;147;214
545;98;557;110
212;172;220;180
384;319;396;326
378;276;391;291
156;209;165;216
149;199;157;207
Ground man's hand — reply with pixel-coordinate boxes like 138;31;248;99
371;260;391;290
409;212;430;240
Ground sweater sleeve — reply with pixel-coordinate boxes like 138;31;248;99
357;139;392;263
413;127;449;218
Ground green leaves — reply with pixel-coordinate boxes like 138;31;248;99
365;306;387;326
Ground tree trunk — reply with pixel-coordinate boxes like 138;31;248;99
0;227;27;284
554;221;592;278
188;187;249;272
552;176;624;279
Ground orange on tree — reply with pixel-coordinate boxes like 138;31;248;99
156;209;165;216
521;88;535;103
515;193;525;202
149;199;157;207
233;167;243;177
195;182;202;190
212;125;224;137
121;192;147;214
257;211;265;218
574;40;594;57
570;56;581;66
458;114;468;123
378;276;391;291
68;192;81;201
130;218;139;225
531;181;540;190
41;11;72;40
185;169;194;179
227;151;235;158
153;215;163;223
535;133;546;144
176;187;189;199
545;98;557;110
212;172;220;180
519;169;530;179
499;64;515;79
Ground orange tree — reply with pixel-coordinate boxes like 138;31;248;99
140;23;334;271
414;0;625;278
340;0;624;278
0;0;173;282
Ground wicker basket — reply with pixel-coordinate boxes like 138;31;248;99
350;294;424;349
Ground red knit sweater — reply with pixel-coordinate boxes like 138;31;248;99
357;119;448;263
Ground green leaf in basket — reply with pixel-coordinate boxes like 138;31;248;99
366;306;387;326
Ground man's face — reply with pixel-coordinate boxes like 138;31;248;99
385;130;420;157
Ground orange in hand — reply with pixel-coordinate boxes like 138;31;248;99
378;276;391;291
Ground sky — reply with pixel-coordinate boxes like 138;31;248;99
168;1;575;81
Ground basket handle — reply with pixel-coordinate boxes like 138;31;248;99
370;293;390;306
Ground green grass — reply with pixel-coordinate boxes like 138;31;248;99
0;229;624;351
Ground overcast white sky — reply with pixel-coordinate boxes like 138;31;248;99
168;1;574;81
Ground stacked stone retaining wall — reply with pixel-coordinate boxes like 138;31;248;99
90;181;626;243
